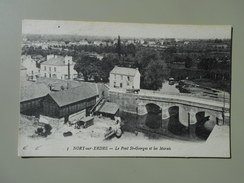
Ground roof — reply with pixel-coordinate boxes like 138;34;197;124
20;82;50;102
80;116;94;122
36;78;108;97
110;66;139;76
41;56;74;66
98;102;119;115
48;85;98;107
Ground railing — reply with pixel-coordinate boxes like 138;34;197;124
139;89;230;103
109;87;230;110
90;97;104;114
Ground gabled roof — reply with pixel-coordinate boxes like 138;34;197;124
110;66;139;76
98;102;119;115
20;82;50;102
41;56;74;66
48;85;98;107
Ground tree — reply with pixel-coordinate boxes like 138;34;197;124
143;59;169;90
197;58;217;71
136;49;169;90
117;35;121;58
184;56;193;68
100;54;119;82
74;53;100;81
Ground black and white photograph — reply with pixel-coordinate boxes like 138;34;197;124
18;20;231;157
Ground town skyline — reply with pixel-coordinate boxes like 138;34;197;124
22;20;232;39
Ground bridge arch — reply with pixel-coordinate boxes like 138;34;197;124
168;106;188;135
144;103;162;129
145;103;162;114
195;111;214;140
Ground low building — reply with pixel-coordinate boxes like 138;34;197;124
109;66;140;90
40;55;77;80
20;82;50;115
97;102;119;119
42;85;98;122
20;64;27;82
79;40;89;45
21;55;40;80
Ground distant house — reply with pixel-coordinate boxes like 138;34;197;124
109;66;140;90
41;44;49;50
79;40;89;45
21;55;40;80
42;85;98;122
20;82;50;115
20;64;27;82
40;55;77;80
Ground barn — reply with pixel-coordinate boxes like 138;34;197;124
42;85;98;122
97;102;119;120
20;82;50;116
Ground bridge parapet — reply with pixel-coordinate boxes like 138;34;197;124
137;92;229;112
109;88;230;123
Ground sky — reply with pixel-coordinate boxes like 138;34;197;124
22;19;232;39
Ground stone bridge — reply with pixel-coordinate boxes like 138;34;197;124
109;89;230;126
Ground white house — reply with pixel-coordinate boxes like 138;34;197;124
40;55;77;80
109;66;140;90
21;55;40;80
79;40;89;45
20;64;27;82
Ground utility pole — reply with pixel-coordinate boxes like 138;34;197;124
67;60;71;89
68;61;70;80
117;35;121;58
222;90;225;125
188;112;190;136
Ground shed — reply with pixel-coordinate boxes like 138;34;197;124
20;82;50;114
42;85;98;121
97;102;119;119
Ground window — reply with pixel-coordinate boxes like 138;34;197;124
54;67;56;72
49;67;51;71
44;73;47;77
44;66;46;70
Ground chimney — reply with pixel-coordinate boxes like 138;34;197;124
66;61;71;89
68;62;70;80
64;56;72;65
47;54;54;60
67;80;71;89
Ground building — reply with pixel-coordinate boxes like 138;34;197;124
20;64;27;82
40;55;77;80
20;82;50;115
21;55;40;80
78;40;89;45
109;66;140;90
42;85;98;122
97;102;119;119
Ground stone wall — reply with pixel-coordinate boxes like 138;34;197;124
109;90;138;114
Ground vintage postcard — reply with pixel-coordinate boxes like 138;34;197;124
18;20;231;157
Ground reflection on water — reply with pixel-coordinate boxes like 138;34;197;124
195;111;212;140
120;107;212;141
168;106;188;136
145;103;162;129
145;113;162;129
